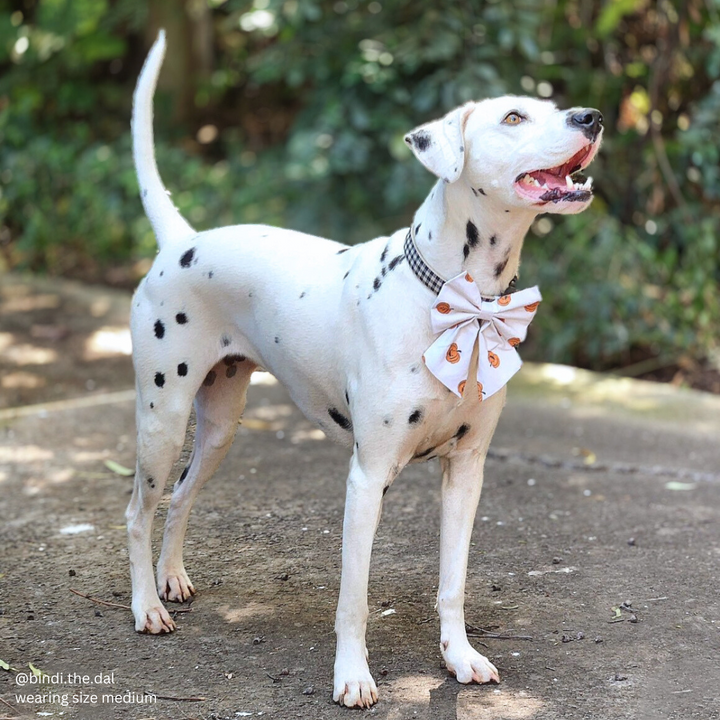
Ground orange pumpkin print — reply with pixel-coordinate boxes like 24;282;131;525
498;295;511;306
465;272;474;283
458;380;466;396
477;382;484;401
524;301;540;312
488;351;500;368
508;337;521;347
436;302;451;314
446;343;461;364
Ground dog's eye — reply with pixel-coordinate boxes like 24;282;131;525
502;112;525;125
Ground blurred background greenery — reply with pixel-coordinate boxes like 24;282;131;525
0;0;718;388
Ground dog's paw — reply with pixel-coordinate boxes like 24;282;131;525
157;567;195;603
333;660;378;708
442;640;500;684
133;601;176;634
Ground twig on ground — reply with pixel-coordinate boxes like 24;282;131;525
466;624;533;641
147;692;206;702
0;697;17;713
69;588;191;613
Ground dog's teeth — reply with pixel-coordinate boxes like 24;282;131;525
566;175;573;189
583;176;593;190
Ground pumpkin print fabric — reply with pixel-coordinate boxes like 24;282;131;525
423;271;542;399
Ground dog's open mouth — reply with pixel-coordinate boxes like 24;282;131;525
514;144;597;205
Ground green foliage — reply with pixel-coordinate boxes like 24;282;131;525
0;0;718;373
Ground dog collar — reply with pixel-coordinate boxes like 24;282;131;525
404;223;518;298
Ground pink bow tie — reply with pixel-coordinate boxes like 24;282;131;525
422;272;542;400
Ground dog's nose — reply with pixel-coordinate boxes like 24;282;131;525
568;109;603;141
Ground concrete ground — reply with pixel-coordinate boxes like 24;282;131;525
1;274;719;720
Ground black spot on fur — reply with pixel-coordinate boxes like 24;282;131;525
381;244;389;262
414;446;436;459
410;364;420;373
415;223;421;235
176;312;188;325
274;336;280;344
154;372;165;388
147;476;155;488
381;266;387;277
159;270;164;277
328;407;352;431
149;402;154;409
477;188;486;196
455;424;470;440
472;188;478;197
180;247;195;268
388;254;405;271
460;146;464;152
226;364;237;378
179;466;189;484
154;320;165;339
373;277;381;291
203;370;216;387
142;188;148;197
208;270;214;278
345;389;350;404
337;248;349;255
177;362;188;377
463;244;470;260
343;271;349;280
411;130;431;151
299;291;306;298
428;231;432;240
505;209;510;213
221;335;231;347
408;409;423;424
383;485;390;496
494;258;508;277
466;221;480;248
383;417;392;427
223;354;245;365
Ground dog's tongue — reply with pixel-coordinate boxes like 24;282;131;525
532;170;568;189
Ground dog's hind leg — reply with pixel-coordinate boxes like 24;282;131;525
126;378;196;634
157;357;256;602
437;449;500;685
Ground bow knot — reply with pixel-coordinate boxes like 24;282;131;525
423;272;542;400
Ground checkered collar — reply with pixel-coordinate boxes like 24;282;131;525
404;222;518;298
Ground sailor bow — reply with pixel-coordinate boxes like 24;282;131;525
423;272;542;400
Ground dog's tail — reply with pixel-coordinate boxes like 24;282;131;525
132;30;195;250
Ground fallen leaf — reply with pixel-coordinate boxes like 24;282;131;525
103;460;134;476
0;658;17;672
664;481;696;491
28;662;48;678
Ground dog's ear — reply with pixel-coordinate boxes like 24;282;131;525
404;103;475;183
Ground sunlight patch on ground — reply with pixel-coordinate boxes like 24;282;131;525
457;688;544;719
250;371;277;385
216;602;275;623
0;444;54;462
0;332;14;352
0;343;57;365
387;674;444;704
1;370;46;389
84;326;132;359
290;428;327;443
0;293;60;313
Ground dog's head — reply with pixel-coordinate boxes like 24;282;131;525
404;96;603;215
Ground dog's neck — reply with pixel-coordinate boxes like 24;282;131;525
411;179;537;296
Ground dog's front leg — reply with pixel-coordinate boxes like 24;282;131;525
333;452;392;708
438;450;500;684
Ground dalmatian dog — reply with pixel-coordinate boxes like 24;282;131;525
126;30;602;708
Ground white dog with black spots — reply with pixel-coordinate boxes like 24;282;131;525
126;31;603;708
